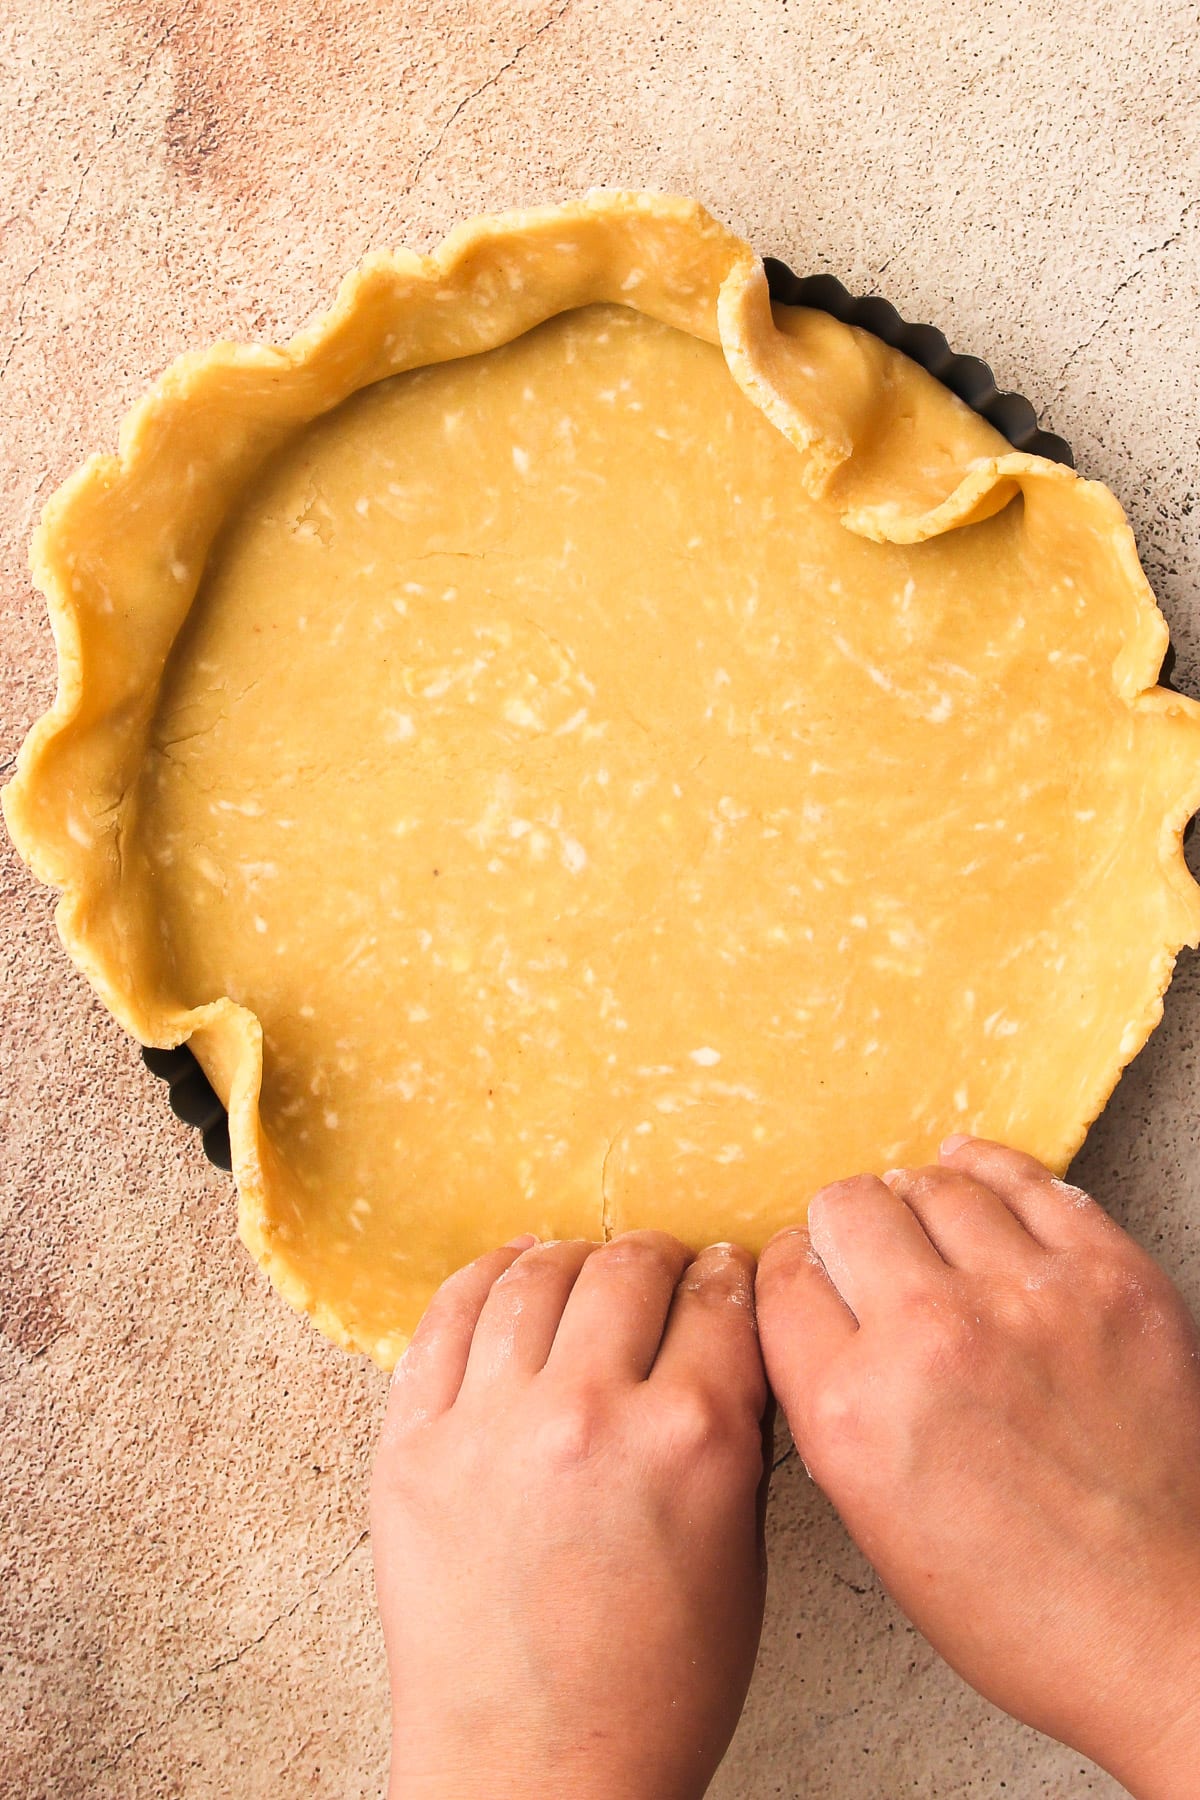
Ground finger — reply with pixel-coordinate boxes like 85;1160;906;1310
459;1239;598;1388
939;1135;1119;1250
546;1231;693;1382
806;1174;946;1319
650;1243;766;1415
755;1225;857;1422
882;1164;1042;1271
384;1236;536;1430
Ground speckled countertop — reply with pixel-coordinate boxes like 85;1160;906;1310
3;4;1197;1795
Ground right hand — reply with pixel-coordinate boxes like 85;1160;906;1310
756;1137;1200;1798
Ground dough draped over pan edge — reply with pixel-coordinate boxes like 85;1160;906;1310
5;190;1200;1366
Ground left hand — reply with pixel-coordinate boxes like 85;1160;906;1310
372;1230;771;1800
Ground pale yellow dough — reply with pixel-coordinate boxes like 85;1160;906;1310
6;193;1200;1366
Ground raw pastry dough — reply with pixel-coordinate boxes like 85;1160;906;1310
6;193;1200;1366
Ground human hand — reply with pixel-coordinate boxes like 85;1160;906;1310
756;1137;1200;1798
372;1232;771;1800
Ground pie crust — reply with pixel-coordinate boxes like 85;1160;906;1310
6;192;1200;1366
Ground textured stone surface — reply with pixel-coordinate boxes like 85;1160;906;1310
2;2;1197;1795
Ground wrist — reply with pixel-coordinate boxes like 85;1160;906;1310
1101;1695;1200;1800
387;1734;696;1800
1081;1626;1200;1800
389;1768;670;1800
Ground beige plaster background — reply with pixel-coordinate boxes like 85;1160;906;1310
3;2;1198;1794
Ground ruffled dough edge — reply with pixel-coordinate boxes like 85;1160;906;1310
5;189;1200;1367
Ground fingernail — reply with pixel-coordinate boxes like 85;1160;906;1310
881;1167;906;1187
504;1233;538;1250
760;1226;811;1259
940;1134;972;1156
